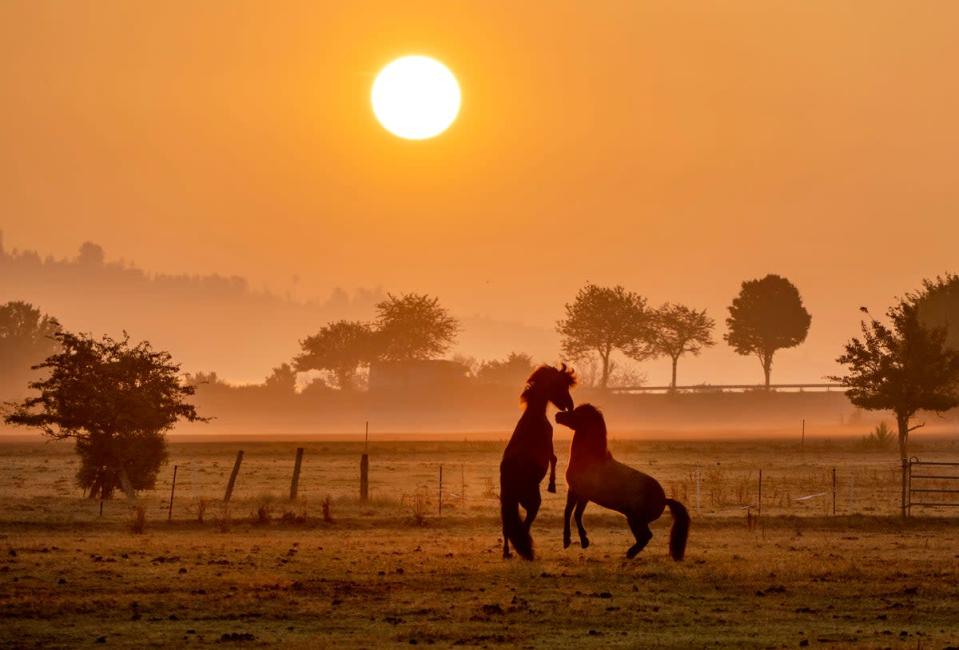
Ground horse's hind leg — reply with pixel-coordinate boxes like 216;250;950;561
563;492;576;549
626;516;653;559
521;490;542;531
574;499;589;549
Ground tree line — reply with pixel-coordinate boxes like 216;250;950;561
2;273;959;499
0;270;817;396
294;272;813;392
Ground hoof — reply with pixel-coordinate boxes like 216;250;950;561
626;547;639;559
503;551;513;560
580;538;590;549
547;483;557;494
563;537;571;549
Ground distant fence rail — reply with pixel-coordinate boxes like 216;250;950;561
611;383;844;394
903;457;959;517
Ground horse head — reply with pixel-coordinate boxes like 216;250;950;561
522;363;576;411
555;403;608;459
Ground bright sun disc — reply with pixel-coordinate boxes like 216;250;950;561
371;56;461;140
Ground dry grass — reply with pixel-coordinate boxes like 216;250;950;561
1;437;958;647
2;517;958;648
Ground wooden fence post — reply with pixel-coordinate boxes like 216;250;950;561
290;448;304;500
757;469;762;517
831;467;837;516
360;454;369;502
224;451;244;504
901;458;909;518
168;465;178;523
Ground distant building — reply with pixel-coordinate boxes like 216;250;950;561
368;359;470;395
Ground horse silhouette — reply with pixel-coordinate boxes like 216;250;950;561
500;363;576;560
556;404;690;560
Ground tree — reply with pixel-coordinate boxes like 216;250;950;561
557;284;653;390
725;274;811;388
915;273;959;351
652;303;715;389
375;293;459;361
264;362;297;395
0;301;60;398
475;352;536;386
294;320;378;391
76;241;106;266
4;331;205;499
832;298;959;462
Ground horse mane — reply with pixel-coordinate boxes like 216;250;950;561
521;363;577;403
572;403;609;458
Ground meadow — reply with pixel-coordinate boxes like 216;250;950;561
2;436;959;648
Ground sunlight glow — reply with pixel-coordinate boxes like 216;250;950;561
371;56;461;140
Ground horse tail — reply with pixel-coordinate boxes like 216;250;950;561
501;489;534;560
665;498;690;561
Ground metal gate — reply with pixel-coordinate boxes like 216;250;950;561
903;457;959;517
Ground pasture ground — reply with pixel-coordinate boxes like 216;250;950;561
1;437;958;648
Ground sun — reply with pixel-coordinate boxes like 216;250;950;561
371;56;461;140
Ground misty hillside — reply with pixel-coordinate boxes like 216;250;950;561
0;235;557;383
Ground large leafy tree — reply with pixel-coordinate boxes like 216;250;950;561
832;298;959;462
0;301;60;398
652;303;715;390
915;273;959;351
725;274;811;388
375;293;459;362
295;320;378;390
4;331;205;499
557;284;653;390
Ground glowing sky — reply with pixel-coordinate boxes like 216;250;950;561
2;1;958;385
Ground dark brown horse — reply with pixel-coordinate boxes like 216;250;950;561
500;364;576;560
556;404;690;560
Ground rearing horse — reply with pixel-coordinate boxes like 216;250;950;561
556;404;690;561
500;363;576;560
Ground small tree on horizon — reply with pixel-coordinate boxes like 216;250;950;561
557;284;654;390
375;293;459;362
725;274;811;388
264;362;298;394
295;320;378;391
652;303;715;390
475;352;536;386
3;331;206;499
832;297;959;462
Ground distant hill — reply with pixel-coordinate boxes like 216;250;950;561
0;235;559;383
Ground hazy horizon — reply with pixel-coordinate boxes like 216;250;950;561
0;232;888;387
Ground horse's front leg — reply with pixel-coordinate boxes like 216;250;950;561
574;499;590;549
563;491;577;549
547;452;557;494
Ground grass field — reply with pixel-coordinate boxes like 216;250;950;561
2;436;959;648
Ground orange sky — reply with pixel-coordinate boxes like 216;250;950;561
2;1;958;385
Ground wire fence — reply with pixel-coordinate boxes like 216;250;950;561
4;442;959;524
